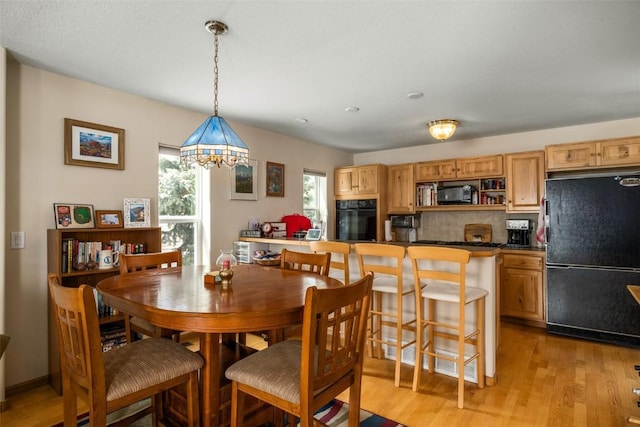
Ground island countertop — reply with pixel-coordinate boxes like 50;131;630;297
238;237;507;257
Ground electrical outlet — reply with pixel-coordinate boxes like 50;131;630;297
10;231;25;249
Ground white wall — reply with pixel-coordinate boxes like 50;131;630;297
3;59;352;388
354;117;640;165
1;47;7;404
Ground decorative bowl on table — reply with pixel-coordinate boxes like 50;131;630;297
252;251;281;266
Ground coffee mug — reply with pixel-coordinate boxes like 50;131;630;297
99;249;119;269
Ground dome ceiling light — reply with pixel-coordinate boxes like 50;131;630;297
427;119;459;141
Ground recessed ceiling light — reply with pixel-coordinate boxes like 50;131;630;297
294;118;308;124
407;92;424;99
345;106;360;113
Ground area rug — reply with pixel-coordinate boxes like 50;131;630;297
52;398;406;427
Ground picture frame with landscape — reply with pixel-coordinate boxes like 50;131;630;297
123;198;150;228
266;161;285;197
53;203;95;229
95;210;123;228
64;118;125;170
229;159;258;200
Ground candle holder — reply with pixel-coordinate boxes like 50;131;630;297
219;268;234;289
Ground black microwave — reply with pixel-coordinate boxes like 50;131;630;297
437;185;474;204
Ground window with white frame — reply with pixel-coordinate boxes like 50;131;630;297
303;169;327;237
158;146;202;265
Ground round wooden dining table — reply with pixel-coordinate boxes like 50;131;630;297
96;263;343;427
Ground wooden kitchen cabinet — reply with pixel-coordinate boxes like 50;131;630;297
334;164;384;197
387;163;415;214
415;155;503;181
546;136;640;171
500;251;545;327
505;150;545;212
456;155;504;179
415;159;457;181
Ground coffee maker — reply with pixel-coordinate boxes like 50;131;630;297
506;219;532;247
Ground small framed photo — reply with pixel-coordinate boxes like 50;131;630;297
229;159;258;200
64;118;125;170
53;203;95;229
123;198;150;228
266;161;285;197
95;210;123;228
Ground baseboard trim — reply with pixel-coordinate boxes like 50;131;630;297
5;375;49;398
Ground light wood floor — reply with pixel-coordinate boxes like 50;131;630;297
2;322;640;427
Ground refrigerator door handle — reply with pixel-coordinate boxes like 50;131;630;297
544;198;550;244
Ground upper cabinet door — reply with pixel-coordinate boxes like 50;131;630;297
600;137;640;166
356;165;379;195
456;155;503;179
545;142;598;170
387;163;414;214
415;160;457;181
505;151;545;212
334;167;357;196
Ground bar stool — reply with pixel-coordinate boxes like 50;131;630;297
407;245;487;409
309;241;351;284
354;243;415;387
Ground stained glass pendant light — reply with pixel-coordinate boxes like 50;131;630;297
427;119;459;141
180;20;249;169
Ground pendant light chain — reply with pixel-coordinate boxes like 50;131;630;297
213;29;220;117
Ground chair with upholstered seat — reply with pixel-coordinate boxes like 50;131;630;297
280;248;331;276
225;272;373;427
354;242;415;387
407;246;487;409
48;273;203;427
119;250;182;342
309;241;351;284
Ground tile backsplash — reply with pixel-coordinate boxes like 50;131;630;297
417;211;538;243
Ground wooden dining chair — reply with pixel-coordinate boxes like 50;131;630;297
225;272;373;427
407;246;487;409
354;242;415;387
119;250;182;342
48;273;203;427
309;241;351;284
280;248;331;276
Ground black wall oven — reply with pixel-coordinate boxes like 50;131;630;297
335;199;377;241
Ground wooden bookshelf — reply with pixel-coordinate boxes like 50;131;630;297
47;227;161;394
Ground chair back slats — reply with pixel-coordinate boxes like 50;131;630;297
407;246;470;295
280;249;331;276
354;242;405;280
119;250;182;274
309;241;351;284
301;273;372;398
48;273;105;399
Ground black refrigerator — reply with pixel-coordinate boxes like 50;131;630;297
545;172;640;347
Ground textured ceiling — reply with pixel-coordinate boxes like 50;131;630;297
1;1;639;153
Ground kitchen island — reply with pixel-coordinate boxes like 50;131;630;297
239;237;501;385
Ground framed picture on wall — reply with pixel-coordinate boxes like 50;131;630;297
123;198;150;228
53;203;95;229
229;159;258;200
64;118;125;170
266;161;285;197
95;210;124;228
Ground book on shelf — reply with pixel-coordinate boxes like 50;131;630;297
61;239;149;272
92;288;119;318
100;323;127;352
416;182;438;207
